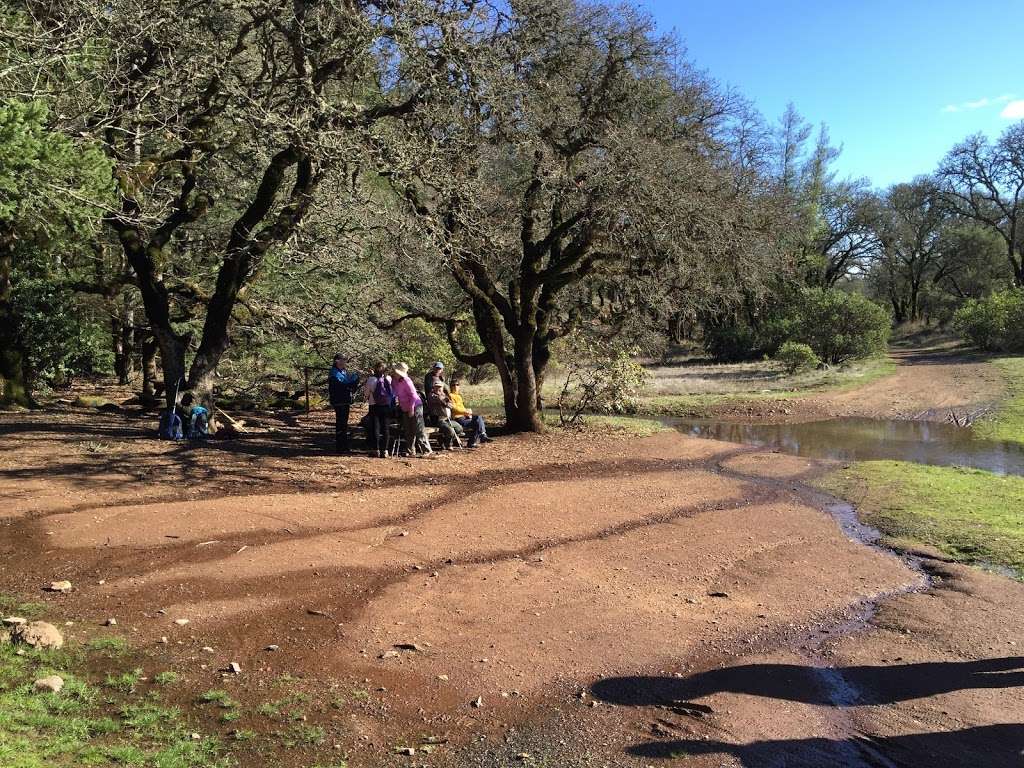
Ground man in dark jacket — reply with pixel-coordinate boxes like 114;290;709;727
328;355;361;453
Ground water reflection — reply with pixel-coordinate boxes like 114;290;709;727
665;417;1024;476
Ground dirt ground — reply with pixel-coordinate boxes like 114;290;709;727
706;343;1006;423
0;350;1021;767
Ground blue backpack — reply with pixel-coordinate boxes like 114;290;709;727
188;406;210;439
158;410;183;440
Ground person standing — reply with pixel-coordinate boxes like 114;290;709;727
393;362;432;457
363;361;393;458
424;361;449;397
328;354;360;454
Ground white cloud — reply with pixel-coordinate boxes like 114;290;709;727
942;93;1018;114
1000;100;1024;120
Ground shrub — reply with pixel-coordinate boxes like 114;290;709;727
557;335;651;427
775;341;820;374
795;289;891;364
953;289;1024;352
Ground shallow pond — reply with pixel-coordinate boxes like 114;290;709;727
664;416;1024;476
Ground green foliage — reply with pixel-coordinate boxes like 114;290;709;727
10;278;113;386
953;289;1024;353
819;460;1024;578
775;341;820;374
794;288;890;364
390;318;450;378
0;100;113;236
557;335;651;426
705;288;889;365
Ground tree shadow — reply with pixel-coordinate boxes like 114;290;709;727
627;724;1024;768
592;657;1024;708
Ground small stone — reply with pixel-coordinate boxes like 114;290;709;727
379;650;400;659
34;675;64;693
228;662;241;674
98;579;105;585
13;621;64;649
265;644;279;651
173;618;190;626
46;580;72;593
471;696;483;708
516;753;532;761
396;747;416;756
105;618;117;626
437;674;449;681
394;642;426;652
190;732;201;740
159;636;168;644
708;591;730;598
202;646;214;653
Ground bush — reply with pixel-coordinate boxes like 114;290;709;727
557;335;651;427
775;341;820;374
703;314;797;362
795;289;891;364
953;289;1024;352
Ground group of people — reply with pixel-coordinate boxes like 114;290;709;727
328;356;492;457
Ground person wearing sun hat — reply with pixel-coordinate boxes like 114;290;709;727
393;362;432;457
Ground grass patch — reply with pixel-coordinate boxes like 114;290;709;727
84;636;129;656
154;671;180;685
0;642;231;768
103;668;143;693
973;356;1024;446
559;414;669;437
0;594;47;619
818;460;1024;577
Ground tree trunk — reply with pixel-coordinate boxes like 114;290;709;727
141;333;159;403
505;332;545;433
0;242;31;408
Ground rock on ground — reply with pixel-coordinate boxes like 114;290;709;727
33;675;64;693
13;621;64;649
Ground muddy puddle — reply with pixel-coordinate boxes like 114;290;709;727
664;416;1024;475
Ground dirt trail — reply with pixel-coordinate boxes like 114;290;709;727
1;405;1021;767
711;343;1006;423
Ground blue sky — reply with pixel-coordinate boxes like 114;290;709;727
635;0;1024;189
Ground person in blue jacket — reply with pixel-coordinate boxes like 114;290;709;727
328;354;361;453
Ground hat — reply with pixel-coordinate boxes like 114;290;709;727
432;361;444;370
432;380;444;388
393;362;409;375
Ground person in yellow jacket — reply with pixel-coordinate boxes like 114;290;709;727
448;378;492;447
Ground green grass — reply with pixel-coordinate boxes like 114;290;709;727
973;356;1024;446
84;637;129;656
0;595;47;619
556;414;669;437
0;642;231;768
103;668;143;693
818;460;1024;578
153;671;180;686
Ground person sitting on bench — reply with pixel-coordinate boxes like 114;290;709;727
426;380;465;449
449;378;492;447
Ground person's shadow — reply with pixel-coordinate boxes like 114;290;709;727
627;724;1024;768
591;658;1024;766
592;656;1024;708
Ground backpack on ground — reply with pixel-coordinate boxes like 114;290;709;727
188;406;210;439
158;410;183;440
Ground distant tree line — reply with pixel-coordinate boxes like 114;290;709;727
1;0;1022;427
